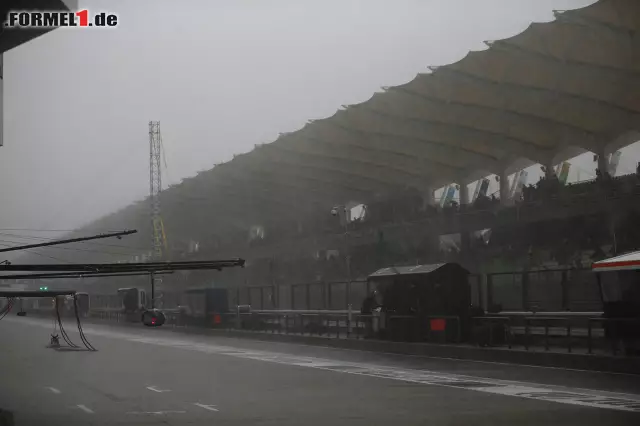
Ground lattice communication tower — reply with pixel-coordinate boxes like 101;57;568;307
149;121;167;260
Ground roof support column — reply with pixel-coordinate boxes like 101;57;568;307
459;183;469;206
595;146;608;177
457;180;472;255
499;171;510;206
544;159;557;179
421;187;436;210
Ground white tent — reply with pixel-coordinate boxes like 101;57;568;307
592;251;640;273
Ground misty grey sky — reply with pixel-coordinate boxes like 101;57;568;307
1;0;599;237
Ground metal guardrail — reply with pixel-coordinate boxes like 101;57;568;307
226;311;370;339
523;316;572;352
499;311;604;317
472;316;512;349
472;314;640;356
81;307;640;357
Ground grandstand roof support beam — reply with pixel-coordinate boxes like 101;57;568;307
440;67;639;125
402;75;640;158
251;146;418;192
556;13;634;35
307;136;462;174
266;143;430;188
161;203;249;233
308;121;488;171
342;106;550;161
323;123;507;179
209;167;360;206
164;179;328;215
165;194;304;225
282;135;462;180
328;117;490;164
230;158;376;198
498;27;640;78
386;87;603;152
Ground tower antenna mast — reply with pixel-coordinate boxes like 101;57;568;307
149;121;167;307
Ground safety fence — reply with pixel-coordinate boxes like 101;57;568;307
226;276;484;312
85;308;640;357
487;268;602;312
219;268;598;315
84;268;600;317
469;313;640;356
231;280;371;311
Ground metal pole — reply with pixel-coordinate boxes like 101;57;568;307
343;208;352;289
150;272;155;309
344;213;353;311
0;271;173;280
0;230;137;253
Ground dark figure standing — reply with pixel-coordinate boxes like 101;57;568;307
361;291;379;338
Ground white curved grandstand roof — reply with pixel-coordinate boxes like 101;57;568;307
84;0;640;235
165;0;639;221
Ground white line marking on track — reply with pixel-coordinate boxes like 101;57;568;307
46;387;61;394
127;411;186;415
193;403;219;412
282;338;640;377
11;317;640;413
76;405;94;414
146;386;170;393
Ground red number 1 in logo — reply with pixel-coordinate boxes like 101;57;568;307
76;9;89;26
